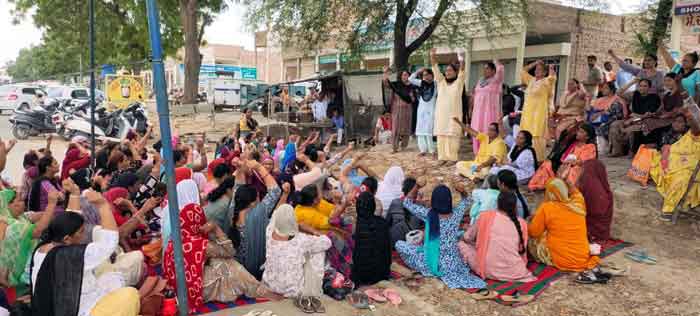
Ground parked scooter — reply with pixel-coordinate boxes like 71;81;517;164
58;102;149;140
9;99;65;139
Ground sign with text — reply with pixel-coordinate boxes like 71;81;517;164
676;1;700;15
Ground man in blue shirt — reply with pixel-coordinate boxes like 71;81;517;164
616;58;636;91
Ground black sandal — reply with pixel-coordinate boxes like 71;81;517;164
310;296;325;313
294;296;315;314
575;271;608;284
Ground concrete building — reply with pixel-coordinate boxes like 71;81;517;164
142;43;283;90
278;1;641;99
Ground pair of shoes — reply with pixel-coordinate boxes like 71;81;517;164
658;213;673;222
574;270;609;284
294;296;325;313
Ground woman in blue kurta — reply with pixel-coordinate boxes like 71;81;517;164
659;45;700;100
395;185;486;289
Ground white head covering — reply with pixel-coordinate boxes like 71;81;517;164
176;179;200;210
376;166;405;211
268;204;299;237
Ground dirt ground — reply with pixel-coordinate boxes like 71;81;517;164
139;107;700;315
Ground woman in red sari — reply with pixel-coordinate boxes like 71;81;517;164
579;159;614;242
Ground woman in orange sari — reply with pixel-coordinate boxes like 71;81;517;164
528;123;597;190
529;178;608;283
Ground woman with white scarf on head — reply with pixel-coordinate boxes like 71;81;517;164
160;179;201;256
376;166;405;217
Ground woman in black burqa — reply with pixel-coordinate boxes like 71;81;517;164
351;191;392;286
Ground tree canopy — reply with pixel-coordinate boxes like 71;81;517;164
7;0;226;86
243;0;529;70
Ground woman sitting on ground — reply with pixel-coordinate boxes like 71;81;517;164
230;159;285;280
263;204;331;307
204;176;237;236
579;160;614;242
609;78;661;156
371;110;393;146
396;184;486;289
164;198;279;313
294;184;353;278
529;178;607;283
496;170;530;219
28;155;64;213
468;175;500;225
352;192;392;286
386;177;424;246
585;81;627;150
650;105;700;221
455;120;507;180
0;187;59;289
458;192;535;282
489;130;538;184
528;123;597;190
30;190;140;316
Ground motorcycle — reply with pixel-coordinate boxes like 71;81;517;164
58;102;149;140
9;99;66;140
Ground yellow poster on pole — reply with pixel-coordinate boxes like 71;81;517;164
105;75;145;109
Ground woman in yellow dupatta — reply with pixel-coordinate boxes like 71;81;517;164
650;104;700;221
520;60;557;160
529;178;601;274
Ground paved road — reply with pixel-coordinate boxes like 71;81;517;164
0;114;68;182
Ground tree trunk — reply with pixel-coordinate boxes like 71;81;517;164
180;0;201;105
393;46;410;75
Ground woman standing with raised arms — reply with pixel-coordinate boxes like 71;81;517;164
520;60;557;160
431;48;467;165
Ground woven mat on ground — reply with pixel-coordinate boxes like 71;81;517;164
390;238;632;307
598;238;633;258
194;297;270;315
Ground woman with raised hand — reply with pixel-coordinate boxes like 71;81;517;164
396;184;486;289
30;190;141;316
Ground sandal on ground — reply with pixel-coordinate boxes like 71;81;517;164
294;296;315;314
382;288;402;306
364;288;387;303
624;249;657;265
598;263;628;276
347;291;370;309
470;288;498;301
310;296;325;313
259;311;276;316
241;311;262;316
500;292;534;304
574;271;609;285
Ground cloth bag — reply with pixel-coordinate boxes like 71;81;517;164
628;146;653;186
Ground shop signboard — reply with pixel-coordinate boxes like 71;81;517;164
180;64;257;80
319;55;337;64
675;0;700;15
104;75;145;109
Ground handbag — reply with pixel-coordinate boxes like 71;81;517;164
627;146;653;186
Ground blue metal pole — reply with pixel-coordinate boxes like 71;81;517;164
88;0;96;168
145;1;189;315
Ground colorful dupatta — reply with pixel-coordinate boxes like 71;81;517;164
163;203;208;313
0;189;36;286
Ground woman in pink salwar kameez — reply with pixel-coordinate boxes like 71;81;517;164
471;60;505;154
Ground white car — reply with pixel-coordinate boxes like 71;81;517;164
46;85;90;100
0;84;47;114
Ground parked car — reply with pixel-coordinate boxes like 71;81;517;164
0;84;47;114
46;85;90;100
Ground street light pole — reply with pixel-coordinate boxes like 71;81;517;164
88;0;96;167
145;0;189;315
